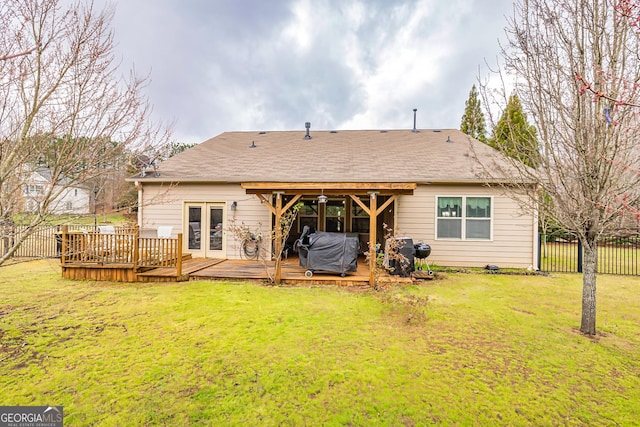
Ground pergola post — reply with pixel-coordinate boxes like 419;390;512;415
274;192;284;283
368;191;378;286
257;191;301;284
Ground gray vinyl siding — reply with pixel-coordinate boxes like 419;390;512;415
396;185;536;269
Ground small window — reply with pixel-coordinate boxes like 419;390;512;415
66;201;73;210
437;196;492;240
74;189;78;196
437;197;462;239
466;197;491;240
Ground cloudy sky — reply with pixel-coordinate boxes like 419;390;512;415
99;0;513;144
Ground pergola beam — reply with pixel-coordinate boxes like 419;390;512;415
243;182;416;195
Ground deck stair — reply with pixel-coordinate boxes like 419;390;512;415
136;257;223;282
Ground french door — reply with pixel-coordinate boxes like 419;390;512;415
184;202;226;258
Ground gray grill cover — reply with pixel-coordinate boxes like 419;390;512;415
297;230;359;275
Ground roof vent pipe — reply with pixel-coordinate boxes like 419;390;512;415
412;109;418;133
304;122;311;140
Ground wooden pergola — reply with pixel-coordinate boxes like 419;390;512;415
241;182;416;285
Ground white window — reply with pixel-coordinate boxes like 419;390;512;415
66;201;73;210
436;196;492;240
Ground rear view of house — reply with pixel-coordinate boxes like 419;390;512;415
129;125;538;279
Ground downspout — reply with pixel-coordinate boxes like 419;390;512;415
135;181;143;227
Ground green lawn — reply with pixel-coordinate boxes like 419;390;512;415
1;260;638;426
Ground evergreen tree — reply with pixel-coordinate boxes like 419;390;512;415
460;84;487;142
488;94;539;168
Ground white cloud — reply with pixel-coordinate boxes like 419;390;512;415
339;0;459;129
281;0;314;52
96;0;513;143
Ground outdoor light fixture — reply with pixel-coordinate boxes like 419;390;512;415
318;190;327;204
231;201;237;211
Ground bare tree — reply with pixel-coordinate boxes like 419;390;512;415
480;0;640;335
0;0;170;264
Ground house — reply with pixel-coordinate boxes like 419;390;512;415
21;168;91;215
129;126;538;281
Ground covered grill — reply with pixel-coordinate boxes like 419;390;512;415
294;226;359;277
386;237;415;277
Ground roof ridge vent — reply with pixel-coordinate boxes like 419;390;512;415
304;122;311;140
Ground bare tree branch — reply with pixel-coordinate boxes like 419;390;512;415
0;43;40;61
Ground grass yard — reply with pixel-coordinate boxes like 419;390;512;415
1;260;639;426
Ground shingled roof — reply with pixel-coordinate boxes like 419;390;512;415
133;129;523;184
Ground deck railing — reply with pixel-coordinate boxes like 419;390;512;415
60;225;183;276
0;224;139;259
138;236;183;270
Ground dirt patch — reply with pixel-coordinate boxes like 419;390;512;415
377;292;430;326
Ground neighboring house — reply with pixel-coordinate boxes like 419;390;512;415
128;126;538;270
21;168;91;215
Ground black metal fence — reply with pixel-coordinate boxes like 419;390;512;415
538;231;640;275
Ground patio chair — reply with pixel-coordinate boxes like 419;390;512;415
98;225;116;234
157;226;173;238
139;226;175;265
91;225;117;262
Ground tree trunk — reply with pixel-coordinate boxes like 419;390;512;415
580;239;598;335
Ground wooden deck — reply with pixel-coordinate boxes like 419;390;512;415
62;253;430;285
189;257;375;285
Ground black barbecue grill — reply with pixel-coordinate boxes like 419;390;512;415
414;242;433;276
